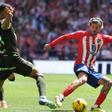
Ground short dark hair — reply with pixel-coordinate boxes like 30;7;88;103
0;3;11;13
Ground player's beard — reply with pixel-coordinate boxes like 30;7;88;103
91;31;98;36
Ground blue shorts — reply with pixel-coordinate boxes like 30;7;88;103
74;64;103;88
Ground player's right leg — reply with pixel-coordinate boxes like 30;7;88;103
0;73;15;109
0;80;7;109
91;76;111;112
55;72;88;107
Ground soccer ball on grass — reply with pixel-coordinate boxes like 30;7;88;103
72;98;87;112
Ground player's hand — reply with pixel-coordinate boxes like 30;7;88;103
44;44;51;51
1;6;15;30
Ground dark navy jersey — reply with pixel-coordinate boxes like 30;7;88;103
0;22;18;55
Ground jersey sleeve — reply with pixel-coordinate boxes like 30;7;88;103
103;35;112;44
49;31;84;47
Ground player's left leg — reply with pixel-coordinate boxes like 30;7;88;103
14;56;57;109
55;72;88;107
28;67;57;109
91;76;111;111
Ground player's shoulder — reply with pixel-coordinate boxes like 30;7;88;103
98;33;111;39
75;30;86;34
70;30;86;35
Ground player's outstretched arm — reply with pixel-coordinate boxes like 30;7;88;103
44;31;83;50
103;34;112;43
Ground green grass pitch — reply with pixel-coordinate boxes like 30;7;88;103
1;74;112;112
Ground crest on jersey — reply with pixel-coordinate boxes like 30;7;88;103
89;44;97;56
92;44;96;53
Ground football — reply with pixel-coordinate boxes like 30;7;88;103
72;98;87;112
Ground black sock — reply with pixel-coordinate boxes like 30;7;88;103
36;76;46;97
0;88;4;101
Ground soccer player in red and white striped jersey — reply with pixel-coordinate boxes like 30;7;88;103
44;17;112;111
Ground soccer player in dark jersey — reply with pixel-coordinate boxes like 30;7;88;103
44;17;112;111
0;3;56;109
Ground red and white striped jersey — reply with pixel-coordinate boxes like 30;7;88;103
49;31;112;68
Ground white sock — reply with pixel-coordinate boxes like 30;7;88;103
59;94;64;101
40;96;46;99
92;104;98;108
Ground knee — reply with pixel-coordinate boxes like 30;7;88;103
31;67;38;75
79;76;87;85
72;78;86;87
105;80;111;89
79;79;87;85
107;81;111;88
30;67;43;78
8;73;15;81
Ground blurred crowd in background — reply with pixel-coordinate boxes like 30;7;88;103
2;0;112;61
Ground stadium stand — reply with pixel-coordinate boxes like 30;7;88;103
2;0;112;61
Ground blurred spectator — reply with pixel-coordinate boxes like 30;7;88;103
3;0;112;61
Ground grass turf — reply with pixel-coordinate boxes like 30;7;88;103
1;74;112;112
